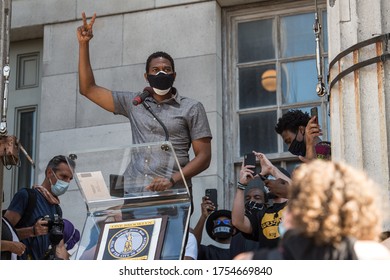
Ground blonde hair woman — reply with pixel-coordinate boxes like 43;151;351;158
236;160;390;260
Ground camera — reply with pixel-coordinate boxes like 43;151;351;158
43;214;64;246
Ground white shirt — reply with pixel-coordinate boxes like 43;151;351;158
184;232;198;260
354;240;390;259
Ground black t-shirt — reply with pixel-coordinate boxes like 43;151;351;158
198;244;231;260
243;201;287;249
252;230;358;260
230;232;260;259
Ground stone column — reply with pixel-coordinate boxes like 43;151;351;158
327;0;390;228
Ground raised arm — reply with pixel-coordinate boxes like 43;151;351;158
193;196;215;245
254;151;292;184
302;116;323;161
77;12;115;112
231;161;254;234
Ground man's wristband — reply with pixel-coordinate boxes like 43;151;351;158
169;177;176;186
237;182;247;190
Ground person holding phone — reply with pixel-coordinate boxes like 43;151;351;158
235;160;390;260
232;153;289;251
274;109;331;161
230;178;266;259
193;196;235;260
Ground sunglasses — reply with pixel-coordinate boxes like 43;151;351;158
214;219;231;226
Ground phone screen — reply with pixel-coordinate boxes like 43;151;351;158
205;189;218;211
244;153;256;173
310;107;318;124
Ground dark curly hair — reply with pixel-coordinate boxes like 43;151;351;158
145;51;175;73
275;109;311;135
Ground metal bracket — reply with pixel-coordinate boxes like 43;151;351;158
327;33;390;94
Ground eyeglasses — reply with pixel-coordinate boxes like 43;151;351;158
214;219;231;226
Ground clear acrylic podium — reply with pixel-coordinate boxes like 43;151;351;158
69;141;191;260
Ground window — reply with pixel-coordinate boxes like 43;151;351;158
14;107;36;191
16;52;40;90
224;1;328;178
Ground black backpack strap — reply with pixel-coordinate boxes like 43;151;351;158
55;204;62;218
15;188;62;227
15;188;37;228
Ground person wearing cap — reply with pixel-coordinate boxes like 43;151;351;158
45;218;80;260
236;160;390;260
230;179;266;259
232;152;289;250
193;196;235;260
62;219;81;259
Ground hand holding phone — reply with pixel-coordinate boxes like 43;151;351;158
310;107;318;124
205;189;218;211
244;153;256;174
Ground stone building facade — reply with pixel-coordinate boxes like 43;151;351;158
2;0;389;243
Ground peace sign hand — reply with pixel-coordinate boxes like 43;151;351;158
77;12;96;42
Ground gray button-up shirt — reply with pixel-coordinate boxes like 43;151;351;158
112;89;212;190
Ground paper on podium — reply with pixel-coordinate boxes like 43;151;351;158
76;171;123;209
76;171;111;201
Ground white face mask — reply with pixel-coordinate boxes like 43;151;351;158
153;87;171;95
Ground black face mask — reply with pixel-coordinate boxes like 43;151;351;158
288;132;306;156
147;71;175;90
212;225;233;240
245;200;265;215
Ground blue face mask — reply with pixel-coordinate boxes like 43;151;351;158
51;171;69;196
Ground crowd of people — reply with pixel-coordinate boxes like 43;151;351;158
180;108;390;260
2;12;390;261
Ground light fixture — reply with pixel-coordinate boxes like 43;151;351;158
260;69;277;92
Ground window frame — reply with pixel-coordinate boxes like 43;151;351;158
12;106;37;193
222;0;328;204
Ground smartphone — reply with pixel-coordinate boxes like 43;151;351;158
310;107;318;124
109;174;124;197
244;153;257;174
205;188;218;211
